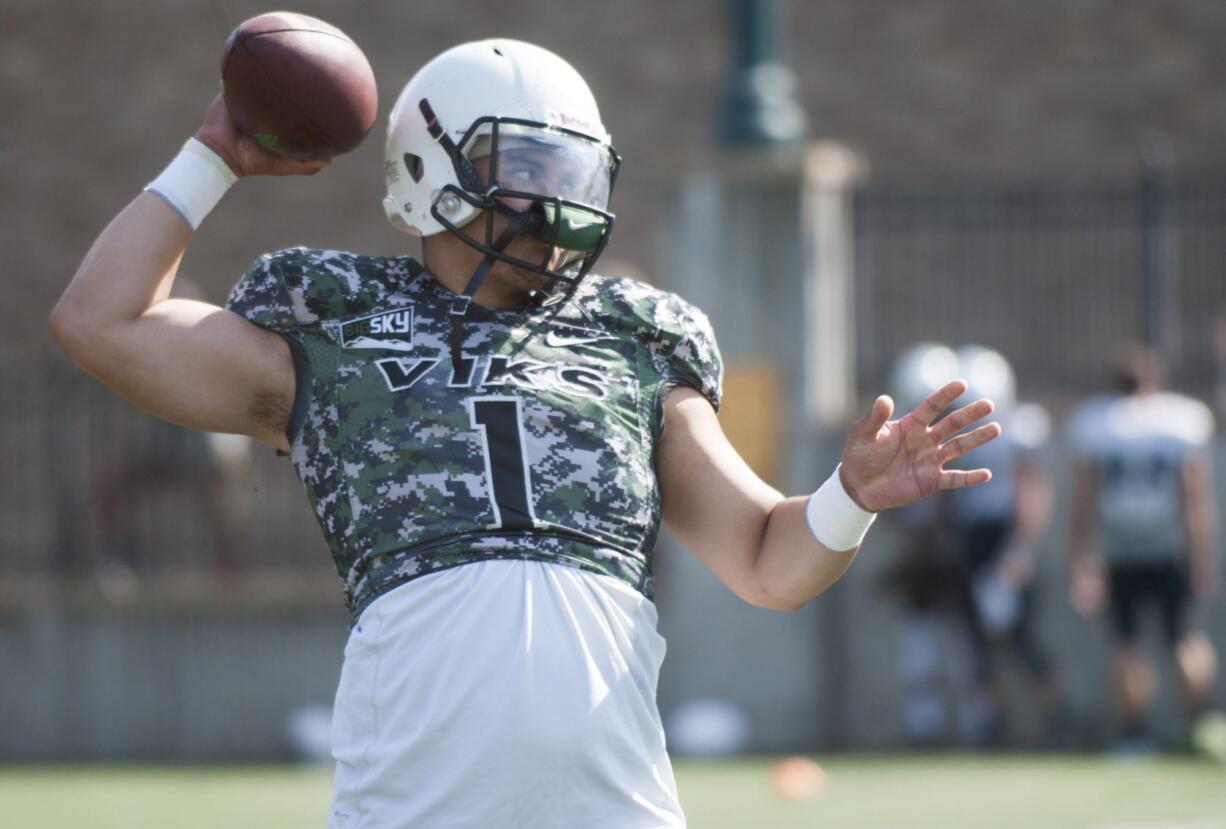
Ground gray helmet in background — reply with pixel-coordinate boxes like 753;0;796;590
954;345;1016;412
888;342;960;414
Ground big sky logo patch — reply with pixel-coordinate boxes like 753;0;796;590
341;308;415;352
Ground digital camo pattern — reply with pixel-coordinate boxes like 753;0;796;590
226;247;722;621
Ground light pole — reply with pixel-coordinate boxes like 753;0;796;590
718;0;808;148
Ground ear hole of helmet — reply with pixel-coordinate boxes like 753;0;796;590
402;153;424;183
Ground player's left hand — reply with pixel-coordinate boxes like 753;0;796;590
839;379;1000;513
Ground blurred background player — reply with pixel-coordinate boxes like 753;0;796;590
1067;344;1220;751
944;345;1059;746
881;343;977;745
884;343;1057;746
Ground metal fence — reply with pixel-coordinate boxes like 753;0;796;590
7;168;1226;590
0;359;337;604
854;166;1226;410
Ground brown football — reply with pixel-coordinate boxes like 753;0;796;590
221;11;378;159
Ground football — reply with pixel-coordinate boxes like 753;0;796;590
221;11;378;159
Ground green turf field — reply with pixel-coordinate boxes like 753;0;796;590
1;755;1223;828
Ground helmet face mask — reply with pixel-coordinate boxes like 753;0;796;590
383;39;621;288
429;112;621;285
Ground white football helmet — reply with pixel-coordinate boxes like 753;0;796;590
383;39;620;286
889;342;960;414
955;345;1016;411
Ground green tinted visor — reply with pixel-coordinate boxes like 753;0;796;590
528;202;609;253
437;114;621;283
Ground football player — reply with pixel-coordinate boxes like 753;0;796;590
883;343;1056;747
945;346;1059;745
1068;345;1220;751
51;40;1000;828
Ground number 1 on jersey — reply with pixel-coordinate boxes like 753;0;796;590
469;396;537;530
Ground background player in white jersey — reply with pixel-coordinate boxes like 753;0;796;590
1068;345;1220;750
50;40;1000;827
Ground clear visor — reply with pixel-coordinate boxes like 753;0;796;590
463;125;614;211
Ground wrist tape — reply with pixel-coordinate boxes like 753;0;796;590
805;464;877;552
145;138;237;230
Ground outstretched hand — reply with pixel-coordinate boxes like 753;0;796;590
193;94;331;178
839;380;1001;513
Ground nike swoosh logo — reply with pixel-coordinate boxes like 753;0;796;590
544;331;610;348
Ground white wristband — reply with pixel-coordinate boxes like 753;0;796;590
805;464;877;552
145;138;237;230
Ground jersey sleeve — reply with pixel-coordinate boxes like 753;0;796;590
225;252;300;334
224;252;312;450
1166;394;1215;451
659;296;724;413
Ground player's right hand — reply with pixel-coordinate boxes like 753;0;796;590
193;94;330;178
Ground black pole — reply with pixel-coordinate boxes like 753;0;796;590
1139;144;1179;366
718;0;808;148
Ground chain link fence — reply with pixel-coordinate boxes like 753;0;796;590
0;360;337;607
7;167;1226;595
855;167;1226;411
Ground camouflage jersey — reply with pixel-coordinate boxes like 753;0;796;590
226;248;722;622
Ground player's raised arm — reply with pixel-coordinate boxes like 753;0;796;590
658;380;1000;612
49;96;328;450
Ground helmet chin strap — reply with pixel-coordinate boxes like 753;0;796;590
447;201;548;371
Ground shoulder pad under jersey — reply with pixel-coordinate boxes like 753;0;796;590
574;274;724;413
226;247;423;329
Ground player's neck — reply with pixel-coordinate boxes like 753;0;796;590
423;241;540;310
